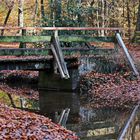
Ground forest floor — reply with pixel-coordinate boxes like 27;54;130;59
0;103;78;140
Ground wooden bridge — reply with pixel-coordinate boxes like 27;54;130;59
0;27;138;90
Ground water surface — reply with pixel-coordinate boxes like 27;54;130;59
0;88;140;140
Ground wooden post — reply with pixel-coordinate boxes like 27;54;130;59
116;33;139;77
51;35;70;79
51;43;66;78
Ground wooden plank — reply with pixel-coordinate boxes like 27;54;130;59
134;40;140;43
0;48;49;56
116;33;139;76
134;34;140;36
0;36;51;43
51;36;70;79
80;133;117;140
58;108;70;127
0;36;115;43
0;58;76;70
0;48;115;56
67;121;115;132
0;61;51;70
135;41;140;43
52;36;70;78
134;37;140;39
134;35;140;37
59;36;115;43
51;44;66;78
134;38;140;41
0;27;122;31
135;31;140;34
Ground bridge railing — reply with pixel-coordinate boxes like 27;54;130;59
0;27;122;31
0;27;122;44
0;27;122;56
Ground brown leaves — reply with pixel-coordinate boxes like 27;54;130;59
0;83;39;100
80;72;140;109
0;104;78;140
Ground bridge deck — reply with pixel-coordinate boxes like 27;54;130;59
0;56;78;71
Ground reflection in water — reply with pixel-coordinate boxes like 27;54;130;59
122;107;140;140
0;90;39;111
39;91;80;122
38;91;140;140
68;107;130;140
38;90;138;140
1;89;140;139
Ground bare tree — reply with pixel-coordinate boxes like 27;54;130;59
33;0;38;24
101;0;105;36
18;0;26;48
18;0;24;31
127;0;131;40
1;0;14;35
41;0;45;22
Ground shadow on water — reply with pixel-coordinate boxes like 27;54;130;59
0;88;140;140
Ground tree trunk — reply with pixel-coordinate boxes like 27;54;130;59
55;0;62;26
96;1;100;36
18;0;26;48
7;93;16;108
1;0;14;35
90;0;94;6
126;1;131;41
41;0;45;23
1;9;12;36
33;0;38;25
122;0;125;17
136;0;140;31
77;0;82;27
101;0;105;36
50;0;55;27
18;0;24;29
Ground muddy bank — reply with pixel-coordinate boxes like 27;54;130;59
80;71;140;109
0;70;39;100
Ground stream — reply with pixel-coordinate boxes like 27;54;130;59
0;85;140;140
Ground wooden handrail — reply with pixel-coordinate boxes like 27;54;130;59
0;27;122;31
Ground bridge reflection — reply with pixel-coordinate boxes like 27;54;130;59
38;90;140;140
0;88;140;140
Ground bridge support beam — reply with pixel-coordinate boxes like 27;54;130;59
38;69;79;91
116;33;139;77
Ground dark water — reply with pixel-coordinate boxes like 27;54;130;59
1;88;140;140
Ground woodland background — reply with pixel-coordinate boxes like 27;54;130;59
0;0;140;41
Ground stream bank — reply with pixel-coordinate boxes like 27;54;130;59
0;103;78;140
80;71;140;109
